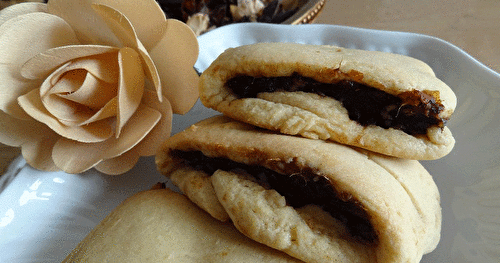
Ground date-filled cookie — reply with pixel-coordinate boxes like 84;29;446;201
199;43;456;160
156;116;442;263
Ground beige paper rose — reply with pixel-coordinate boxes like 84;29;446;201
0;0;199;175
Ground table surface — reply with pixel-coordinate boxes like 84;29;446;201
1;0;499;174
314;0;500;73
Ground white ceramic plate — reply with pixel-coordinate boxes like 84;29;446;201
1;23;499;263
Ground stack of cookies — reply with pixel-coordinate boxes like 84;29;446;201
156;43;456;262
64;42;456;262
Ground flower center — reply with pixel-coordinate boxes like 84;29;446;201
40;53;120;127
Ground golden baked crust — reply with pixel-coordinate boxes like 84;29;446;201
211;170;376;263
63;188;301;262
156;116;442;263
199;42;456;160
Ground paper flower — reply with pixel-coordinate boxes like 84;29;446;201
0;0;199;175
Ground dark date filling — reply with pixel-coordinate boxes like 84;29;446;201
226;73;446;136
171;150;378;245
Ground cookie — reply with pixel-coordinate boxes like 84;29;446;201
156;116;442;262
199;43;456;160
63;188;301;262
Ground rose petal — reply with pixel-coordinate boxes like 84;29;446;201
21;132;59;172
137;47;163;101
51;52;119;84
37;60;71;97
39;64;94;125
41;69;96;124
21;45;119;80
80;97;117;125
49;70;83;95
0;64;40;119
47;0;119;45
0;12;79;73
36;53;121;125
0;12;79;118
0;110;50;147
0;2;47;26
149;19;199;114
72;52;120;84
94;149;139;175
37;65;118;126
94;0;166;50
18;89;113;142
51;105;161;173
116;47;144;137
133;90;172;156
91;4;138;48
38;64;91;125
39;52;119;98
106;105;161;158
60;71;117;109
91;3;162;102
51;137;107;174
